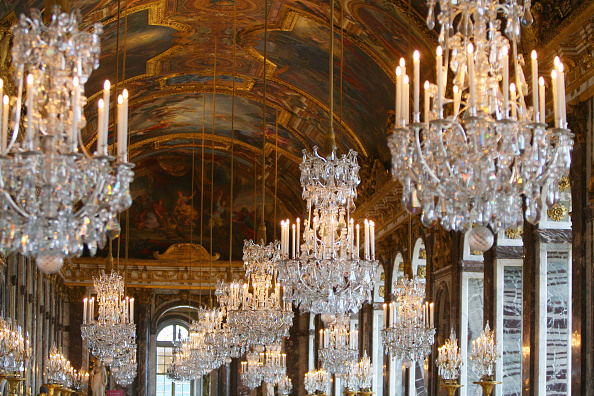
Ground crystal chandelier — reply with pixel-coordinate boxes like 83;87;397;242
278;148;379;315
240;344;287;389
382;276;435;366
388;0;573;246
0;7;134;272
111;344;137;387
240;351;264;389
436;328;463;381
277;376;293;395
304;368;331;395
277;0;378;316
356;351;373;392
72;369;89;393
45;346;73;387
469;322;499;379
0;317;29;376
318;314;358;375
81;270;136;365
218;240;293;348
166;337;202;382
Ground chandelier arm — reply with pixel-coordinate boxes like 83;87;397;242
76;120;95;159
72;167;107;218
5;65;24;154
0;191;34;219
413;127;441;184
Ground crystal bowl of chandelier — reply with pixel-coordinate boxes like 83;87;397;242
382;276;435;366
0;7;134;273
304;368;331;396
81;271;136;365
45;346;73;387
436;329;463;381
388;0;573;240
318;314;358;375
0;317;29;375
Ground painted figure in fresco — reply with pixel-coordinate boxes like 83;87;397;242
234;207;256;240
90;360;107;396
173;190;199;226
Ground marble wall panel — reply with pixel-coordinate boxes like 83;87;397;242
502;266;523;396
467;278;484;396
546;252;570;395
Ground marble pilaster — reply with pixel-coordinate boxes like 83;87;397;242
134;293;152;396
286;309;310;396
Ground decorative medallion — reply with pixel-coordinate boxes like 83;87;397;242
547;203;568;222
417;266;426;279
558;176;570;192
504;226;523;239
419;248;427;259
379;286;385;298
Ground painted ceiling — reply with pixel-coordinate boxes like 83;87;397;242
1;0;438;259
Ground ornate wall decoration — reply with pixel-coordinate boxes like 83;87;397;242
505;226;524;240
547;203;569;221
558;176;570;192
432;228;452;271
417;266;427;279
379;286;385;298
419;248;427;259
153;243;220;262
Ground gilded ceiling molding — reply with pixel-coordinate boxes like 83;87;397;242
239;8;299;78
157;72;256;91
153;243;220;262
85;0;194;103
115;85;313;152
238;6;369;156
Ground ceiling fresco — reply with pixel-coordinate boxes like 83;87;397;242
0;0;447;259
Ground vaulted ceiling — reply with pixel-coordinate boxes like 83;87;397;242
1;0;438;260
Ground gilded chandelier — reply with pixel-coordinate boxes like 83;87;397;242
436;328;463;381
0;7;134;273
318;314;358;375
382;276;435;366
469;322;499;379
388;0;573;246
81;271;136;367
0;317;29;375
278;148;378;315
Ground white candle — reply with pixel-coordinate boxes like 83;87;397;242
130;298;134;324
71;77;80;152
413;50;420;121
430;302;434;327
539;77;546;124
26;74;34;148
117;89;129;162
453;85;461;116
292;224;296;259
510;83;517;118
404;75;410;124
364;219;369;260
467;44;476;115
558;62;566;128
551;70;558;127
370;220;375;259
395;66;402;127
424;81;430;126
102;80;110;143
296;217;300;256
400;58;407;125
356;224;360;258
90;297;94;323
383;303;387;328
531;51;539;122
97;99;106;155
502;45;509;118
1;95;8;155
83;298;87;325
436;46;444;114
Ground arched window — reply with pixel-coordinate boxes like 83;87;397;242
156;323;193;396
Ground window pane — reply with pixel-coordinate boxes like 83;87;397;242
158;325;175;342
